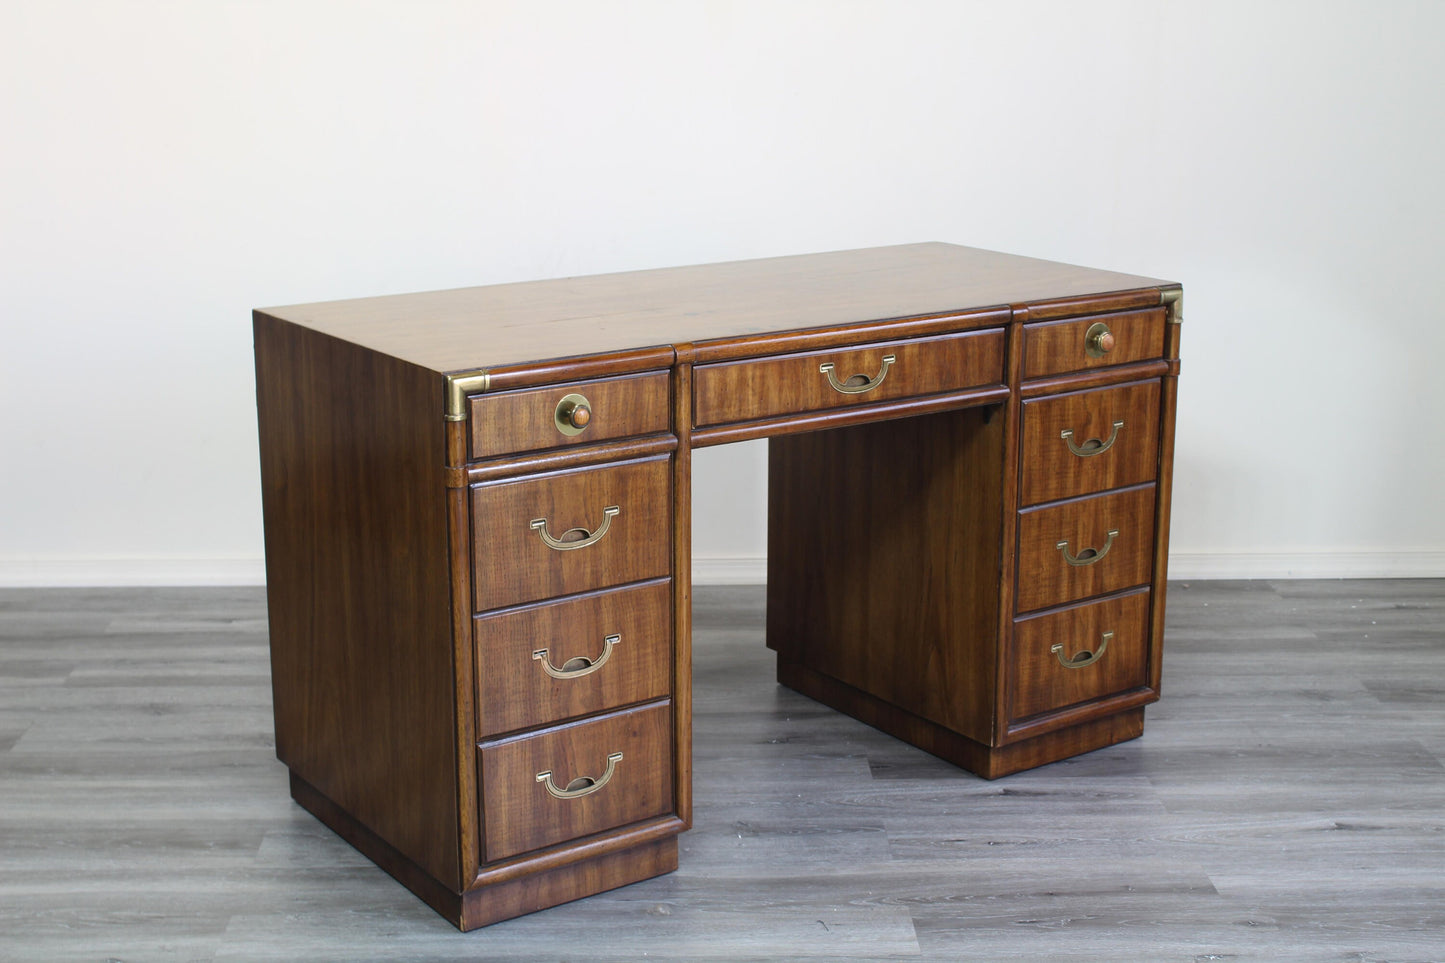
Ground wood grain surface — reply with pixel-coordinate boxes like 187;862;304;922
473;580;673;737
470;456;672;612
468;371;671;461
766;406;1005;744
2;582;1443;959
1009;588;1152;722
1021;306;1166;379
692;327;1006;428
479;702;674;863
258;243;1171;374
253;315;461;891
1015;484;1157;612
1019;379;1162;506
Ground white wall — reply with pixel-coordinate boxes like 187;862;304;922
2;0;1441;585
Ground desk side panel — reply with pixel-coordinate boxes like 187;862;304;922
254;312;460;891
766;406;1005;742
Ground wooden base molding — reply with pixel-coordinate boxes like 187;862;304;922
777;660;1145;780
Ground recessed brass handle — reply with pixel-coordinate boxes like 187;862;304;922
536;751;623;800
1051;631;1113;668
554;393;592;436
1061;420;1124;457
1085;321;1116;358
819;354;896;394
532;634;620;679
1057;529;1118;567
530;506;619;551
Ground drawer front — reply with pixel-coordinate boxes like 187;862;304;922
479;702;673;863
692;328;1006;428
1010;590;1151;721
1022;307;1166;380
469;372;671;461
1020;381;1161;506
471;457;671;612
474;580;673;737
1016;485;1156;613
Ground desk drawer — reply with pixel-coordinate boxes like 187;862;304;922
474;580;673;737
1016;485;1155;613
692;328;1005;428
469;372;671;460
1010;590;1151;722
479;702;673;863
1022;307;1166;380
1020;381;1161;506
471;457;672;612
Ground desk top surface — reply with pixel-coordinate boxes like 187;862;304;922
259;242;1172;374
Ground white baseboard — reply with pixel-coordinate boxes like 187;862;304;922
0;558;268;588
1165;551;1445;580
1;552;1442;588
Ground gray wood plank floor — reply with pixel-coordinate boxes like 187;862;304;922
1;580;1442;962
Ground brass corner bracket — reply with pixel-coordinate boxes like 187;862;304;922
1160;286;1183;324
444;370;490;421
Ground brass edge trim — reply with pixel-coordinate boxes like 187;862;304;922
1160;286;1183;324
445;370;491;421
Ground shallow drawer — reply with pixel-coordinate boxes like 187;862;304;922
469;372;671;461
1022;307;1166;380
1010;590;1151;722
1016;485;1156;613
692;328;1006;428
471;457;671;612
474;580;673;737
1020;380;1161;506
479;701;673;863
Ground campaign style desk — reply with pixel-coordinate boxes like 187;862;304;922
253;243;1182;930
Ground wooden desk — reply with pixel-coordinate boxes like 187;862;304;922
252;243;1182;930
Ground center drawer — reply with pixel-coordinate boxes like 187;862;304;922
692;327;1006;428
479;701;674;863
470;456;672;612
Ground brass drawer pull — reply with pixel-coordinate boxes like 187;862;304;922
530;506;620;551
536;751;623;800
1057;529;1118;567
819;353;896;395
533;634;621;680
1061;420;1124;457
1084;321;1116;358
1051;631;1113;668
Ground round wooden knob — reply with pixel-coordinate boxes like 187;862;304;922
554;394;593;436
1085;322;1115;358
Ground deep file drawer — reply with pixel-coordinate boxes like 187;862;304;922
479;701;674;863
470;456;672;612
1009;589;1152;722
474;580;673;737
1015;485;1156;613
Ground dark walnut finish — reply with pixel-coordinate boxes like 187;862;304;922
252;243;1181;930
1009;588;1152;722
1020;380;1162;506
692;327;1006;428
1015;484;1158;613
469;371;671;460
469;456;673;612
1021;306;1167;379
478;702;673;863
473;579;673;737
